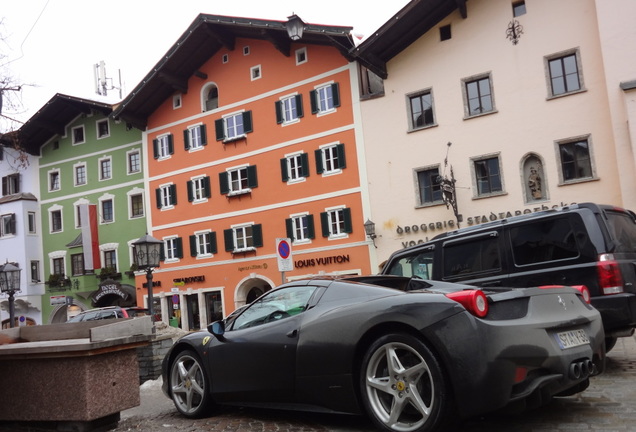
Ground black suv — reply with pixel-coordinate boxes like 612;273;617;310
66;306;129;322
381;202;636;350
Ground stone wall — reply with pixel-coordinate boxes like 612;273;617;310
136;334;174;383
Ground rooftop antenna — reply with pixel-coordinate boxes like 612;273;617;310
93;60;123;99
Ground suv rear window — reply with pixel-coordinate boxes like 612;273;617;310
386;248;434;278
604;209;636;253
442;234;501;279
510;217;579;266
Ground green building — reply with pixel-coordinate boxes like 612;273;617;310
21;94;146;323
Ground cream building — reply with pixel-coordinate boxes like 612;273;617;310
355;0;636;266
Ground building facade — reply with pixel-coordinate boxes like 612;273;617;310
114;15;375;330
21;94;146;323
354;0;636;266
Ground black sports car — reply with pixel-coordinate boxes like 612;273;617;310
161;276;605;432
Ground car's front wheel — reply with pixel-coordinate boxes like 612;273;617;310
360;333;455;432
169;350;214;418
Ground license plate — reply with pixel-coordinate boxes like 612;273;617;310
554;329;590;349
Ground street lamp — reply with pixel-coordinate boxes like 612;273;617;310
285;14;305;41
132;234;162;322
0;261;21;328
364;219;377;248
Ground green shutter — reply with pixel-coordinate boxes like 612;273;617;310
215;118;225;141
243;111;253;133
155;188;162;209
200;124;207;146
301;152;310;177
296;94;304;118
176;237;183;259
310;89;318;114
219;172;229;195
247;165;258;188
252;224;263;248
332;83;341;107
315;149;324;174
160;243;165;262
183;129;190;150
187;180;194;202
275;101;283;124
336;143;346;169
285;218;294;240
280;158;289;182
320;212;330;237
307;214;315;239
343;208;353;233
170;184;177;206
224;229;234;251
153;139;159;159
189;235;197;257
167;134;174;155
210;232;218;254
204;176;211;198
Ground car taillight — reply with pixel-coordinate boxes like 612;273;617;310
446;290;488;318
597;253;624;295
538;284;591;304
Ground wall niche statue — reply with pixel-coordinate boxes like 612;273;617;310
522;155;546;202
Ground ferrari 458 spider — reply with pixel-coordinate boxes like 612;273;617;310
162;276;605;432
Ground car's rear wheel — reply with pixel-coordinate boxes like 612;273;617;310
360;333;454;432
169;350;214;418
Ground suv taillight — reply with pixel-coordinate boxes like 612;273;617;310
597;253;624;295
446;290;489;318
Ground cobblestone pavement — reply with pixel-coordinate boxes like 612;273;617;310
113;335;636;432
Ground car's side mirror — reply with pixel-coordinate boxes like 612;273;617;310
209;320;225;339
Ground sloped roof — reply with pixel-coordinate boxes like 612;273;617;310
18;94;113;155
113;14;355;131
352;0;468;79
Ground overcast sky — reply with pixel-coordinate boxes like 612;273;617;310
0;0;408;130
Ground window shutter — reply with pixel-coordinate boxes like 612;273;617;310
210;232;218;254
187;180;194;202
301;153;310;177
204;176;211;198
201;124;207;146
315;149;324;174
280;158;289;182
219;172;230;195
343;208;353;233
296;94;304;118
331;83;341;107
1;177;6;195
285;218;294;240
9;214;16;235
160;244;165;262
215;118;225;141
336;143;347;169
155;188;162;209
189;235;197;257
183;129;190;150
176;237;183;259
252;224;263;248
153;139;159;159
243;111;253;133
247;165;258;188
320;212;330;237
310;89;318;114
307;214;315;239
167;134;174;155
170;184;177;205
224;229;235;251
275;101;283;124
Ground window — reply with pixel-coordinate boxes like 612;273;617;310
190;231;217;257
188;176;211;202
275;95;304;125
74;164;87;186
49;170;61;191
510;218;579;266
286;214;315;243
222;54;229;63
71;253;85;276
130;193;144;218
101;199;114;223
30;261;40;283
103;250;117;270
250;65;261;81
473;155;503;196
558;137;593;182
442;235;501;280
173;94;182;109
153;134;174;159
163;237;183;261
281;153;309;183
316;143;346;175
416;167;442;205
156;184;177;209
296;47;307;65
72;126;85;145
205;85;219;111
128;150;141;174
224;224;263;253
99;158;112;180
2;173;20;195
0;214;16;237
321;207;352;239
28;212;36;234
243;46;250;55
440;24;451;41
310;83;340;115
96;119;109;138
184;125;207;151
51;209;63;233
463;74;494;117
215;111;253;142
546;50;582;97
220;166;257;196
52;257;65;276
408;90;435;130
513;1;526;17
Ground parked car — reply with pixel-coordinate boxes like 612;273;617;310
381;202;636;351
162;275;605;432
66;306;129;322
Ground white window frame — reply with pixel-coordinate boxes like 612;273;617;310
127;149;141;174
96;119;110;139
280;94;300;125
28;211;37;234
285;152;306;183
99;156;112;181
73;198;89;228
157;134;172;159
71;125;85;145
160;183;175;210
315;83;336;115
99;194;115;224
232;223;256;253
173;94;182;109
48;250;67;277
164;236;180;262
128;188;145;220
319;143;343;176
250;65;262;81
295;47;307;65
291;212;311;245
554;134;597;185
187;124;205;151
470;153;506;198
48;169;61;192
325;206;348;240
73;162;87;187
223;111;246;141
49;205;63;234
461;72;496;119
191;175;209;203
194;230;213;258
227;166;250;196
0;213;16;238
99;243;119;271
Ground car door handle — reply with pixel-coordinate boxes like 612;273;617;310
286;329;298;338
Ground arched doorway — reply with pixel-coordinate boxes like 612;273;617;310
234;274;275;310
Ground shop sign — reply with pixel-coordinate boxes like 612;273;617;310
173;275;205;284
94;282;128;302
50;295;66;306
294;254;351;268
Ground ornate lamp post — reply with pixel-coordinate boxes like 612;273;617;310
364;219;377;248
285;14;305;41
132;234;162;322
0;261;21;328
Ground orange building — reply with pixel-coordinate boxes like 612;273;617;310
114;14;374;330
